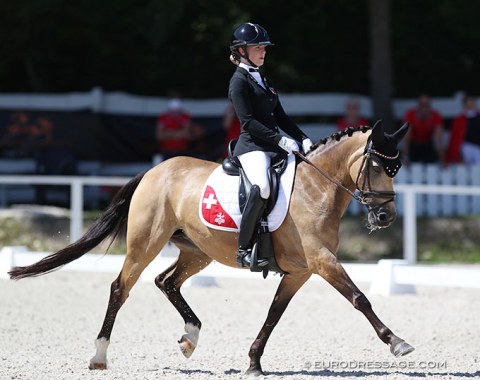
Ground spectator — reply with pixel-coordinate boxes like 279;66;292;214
336;98;369;131
447;94;480;165
403;94;445;164
222;103;240;157
1;112;53;155
156;97;193;159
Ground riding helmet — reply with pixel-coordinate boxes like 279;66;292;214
230;23;274;65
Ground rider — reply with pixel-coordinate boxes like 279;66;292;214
228;22;313;268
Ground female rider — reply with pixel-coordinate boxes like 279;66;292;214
228;22;313;268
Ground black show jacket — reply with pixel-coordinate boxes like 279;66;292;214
228;67;308;157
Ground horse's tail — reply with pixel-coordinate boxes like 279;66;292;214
9;171;147;280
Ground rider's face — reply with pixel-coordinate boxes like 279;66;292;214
244;45;267;67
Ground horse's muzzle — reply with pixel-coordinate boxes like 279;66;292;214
367;206;396;230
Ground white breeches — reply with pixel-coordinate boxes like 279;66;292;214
238;150;272;199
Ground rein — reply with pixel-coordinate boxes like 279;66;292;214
294;150;396;208
294;151;367;205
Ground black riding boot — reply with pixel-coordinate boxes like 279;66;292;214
237;185;268;268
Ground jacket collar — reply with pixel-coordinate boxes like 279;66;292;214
236;66;274;96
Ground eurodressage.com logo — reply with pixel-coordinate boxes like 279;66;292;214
303;360;448;370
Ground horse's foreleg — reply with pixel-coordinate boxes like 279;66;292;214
155;246;213;359
246;272;311;376
312;248;414;357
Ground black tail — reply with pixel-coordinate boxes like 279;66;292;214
9;171;146;280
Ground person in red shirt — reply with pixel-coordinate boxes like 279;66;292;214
156;98;192;159
402;94;445;164
447;94;480;165
336;98;369;131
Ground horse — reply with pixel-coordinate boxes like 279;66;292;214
9;121;414;375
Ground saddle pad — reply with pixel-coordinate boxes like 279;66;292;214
199;154;296;232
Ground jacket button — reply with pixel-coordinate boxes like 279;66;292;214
271;112;274;116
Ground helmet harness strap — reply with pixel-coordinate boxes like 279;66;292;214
235;43;258;68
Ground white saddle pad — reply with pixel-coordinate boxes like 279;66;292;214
198;154;296;232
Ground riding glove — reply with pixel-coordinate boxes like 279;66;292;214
278;136;300;154
302;138;313;153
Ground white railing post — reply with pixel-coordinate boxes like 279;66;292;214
90;87;104;113
403;189;417;264
70;179;84;243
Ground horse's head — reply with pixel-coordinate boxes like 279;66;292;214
349;121;409;231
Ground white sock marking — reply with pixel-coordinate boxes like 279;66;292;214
183;323;200;346
90;337;109;365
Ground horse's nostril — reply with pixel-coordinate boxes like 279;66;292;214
378;213;388;222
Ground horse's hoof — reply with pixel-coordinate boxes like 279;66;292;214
245;367;264;376
178;335;196;358
178;323;200;359
391;340;415;357
88;361;107;370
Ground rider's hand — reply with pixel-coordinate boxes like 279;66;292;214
278;136;299;154
302;138;313;153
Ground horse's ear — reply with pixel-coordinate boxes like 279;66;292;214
371;120;385;146
392;122;410;143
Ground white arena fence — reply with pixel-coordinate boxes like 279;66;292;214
0;87;468;119
1;246;479;296
0;169;480;264
348;163;480;217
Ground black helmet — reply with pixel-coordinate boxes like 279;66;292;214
231;23;274;49
230;23;274;67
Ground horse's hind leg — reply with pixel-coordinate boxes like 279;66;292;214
311;248;414;357
89;218;174;368
155;244;213;359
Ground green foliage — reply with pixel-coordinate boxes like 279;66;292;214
392;0;480;96
0;0;478;97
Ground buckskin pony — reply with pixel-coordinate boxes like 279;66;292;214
10;121;414;375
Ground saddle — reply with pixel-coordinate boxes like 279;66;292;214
222;140;287;278
222;140;289;214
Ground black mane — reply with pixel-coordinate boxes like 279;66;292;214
309;125;371;153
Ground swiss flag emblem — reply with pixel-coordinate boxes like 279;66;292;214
201;186;238;229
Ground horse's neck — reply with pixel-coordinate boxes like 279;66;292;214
309;134;366;186
295;133;367;217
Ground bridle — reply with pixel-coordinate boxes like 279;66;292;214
353;143;397;210
294;144;397;210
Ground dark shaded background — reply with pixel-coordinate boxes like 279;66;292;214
0;0;478;97
0;110;224;162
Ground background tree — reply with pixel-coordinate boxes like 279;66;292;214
0;0;479;105
368;0;394;130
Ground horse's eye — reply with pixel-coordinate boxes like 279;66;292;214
372;162;382;174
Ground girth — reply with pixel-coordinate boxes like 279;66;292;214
221;139;288;215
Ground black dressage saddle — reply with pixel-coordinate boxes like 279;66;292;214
222;139;287;278
222;139;288;215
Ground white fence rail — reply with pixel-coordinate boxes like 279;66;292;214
0;173;479;264
0;175;129;243
347;163;480;217
1;248;479;295
0;87;467;118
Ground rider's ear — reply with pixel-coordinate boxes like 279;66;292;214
392;122;409;143
371;120;385;146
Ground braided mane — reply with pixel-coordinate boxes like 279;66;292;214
309;125;371;154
